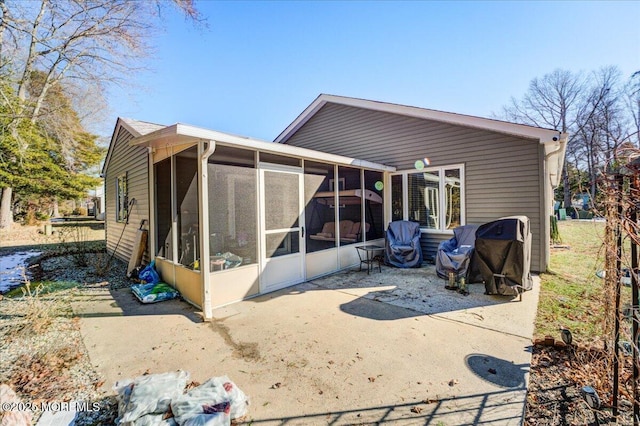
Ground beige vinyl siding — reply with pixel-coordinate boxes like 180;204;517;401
285;103;546;271
104;127;150;264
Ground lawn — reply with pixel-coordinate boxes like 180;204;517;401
536;220;608;342
524;219;640;425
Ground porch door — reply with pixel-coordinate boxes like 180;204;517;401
259;166;305;292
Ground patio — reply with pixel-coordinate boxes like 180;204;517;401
307;264;538;338
74;263;539;425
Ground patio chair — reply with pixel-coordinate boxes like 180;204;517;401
384;220;423;268
436;224;478;290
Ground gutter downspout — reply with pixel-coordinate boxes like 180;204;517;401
541;132;568;272
544;132;569;189
198;140;216;320
148;147;156;259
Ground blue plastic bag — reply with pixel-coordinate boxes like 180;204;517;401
138;260;160;284
131;282;179;304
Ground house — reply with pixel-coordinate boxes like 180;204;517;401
102;94;567;318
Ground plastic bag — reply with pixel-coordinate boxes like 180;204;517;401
219;252;242;269
131;282;179;304
171;376;248;425
139;260;160;284
126;413;178;426
114;370;190;424
181;413;228;426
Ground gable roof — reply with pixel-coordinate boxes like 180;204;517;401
101;117;164;177
275;94;565;145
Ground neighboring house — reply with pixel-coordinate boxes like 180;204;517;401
102;94;567;318
92;185;105;219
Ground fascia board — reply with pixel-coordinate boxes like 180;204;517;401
130;122;396;172
273;94;327;143
101;118;143;177
275;94;563;145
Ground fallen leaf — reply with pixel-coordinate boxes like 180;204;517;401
270;382;281;389
411;406;423;414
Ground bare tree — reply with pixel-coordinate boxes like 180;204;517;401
570;67;626;202
502;68;633;211
0;0;202;228
502;69;587;209
624;71;640;149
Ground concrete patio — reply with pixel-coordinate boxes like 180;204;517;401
73;263;539;425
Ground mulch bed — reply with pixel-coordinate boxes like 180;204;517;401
525;342;635;425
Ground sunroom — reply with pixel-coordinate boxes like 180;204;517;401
131;124;395;318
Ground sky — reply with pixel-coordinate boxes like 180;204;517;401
106;1;640;142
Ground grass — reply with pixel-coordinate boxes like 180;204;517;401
3;280;79;298
536;220;608;342
0;220;105;255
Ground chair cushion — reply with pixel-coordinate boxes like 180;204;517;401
321;222;336;234
339;220;354;236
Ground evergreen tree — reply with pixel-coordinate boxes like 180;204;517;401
0;0;201;227
0;81;100;218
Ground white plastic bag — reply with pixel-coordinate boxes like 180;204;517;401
114;371;190;424
127;413;178;426
171;376;248;425
181;413;228;426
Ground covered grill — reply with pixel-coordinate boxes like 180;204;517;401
472;216;533;298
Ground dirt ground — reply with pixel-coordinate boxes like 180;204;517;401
0;221;106;252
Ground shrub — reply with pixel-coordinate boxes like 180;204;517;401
35;211;50;221
550;215;561;244
72;207;88;216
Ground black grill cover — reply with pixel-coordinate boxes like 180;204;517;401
471;216;533;296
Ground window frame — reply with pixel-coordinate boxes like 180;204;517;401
116;172;129;223
390;163;465;233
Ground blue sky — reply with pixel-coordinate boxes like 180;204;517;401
107;1;640;141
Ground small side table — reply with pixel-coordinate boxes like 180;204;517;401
355;245;385;274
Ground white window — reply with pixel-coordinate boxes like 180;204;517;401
391;164;464;232
116;173;128;223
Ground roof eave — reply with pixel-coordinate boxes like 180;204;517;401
130;122;396;172
100;117;144;177
274;94;563;145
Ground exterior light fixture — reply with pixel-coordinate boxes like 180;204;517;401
581;386;602;425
